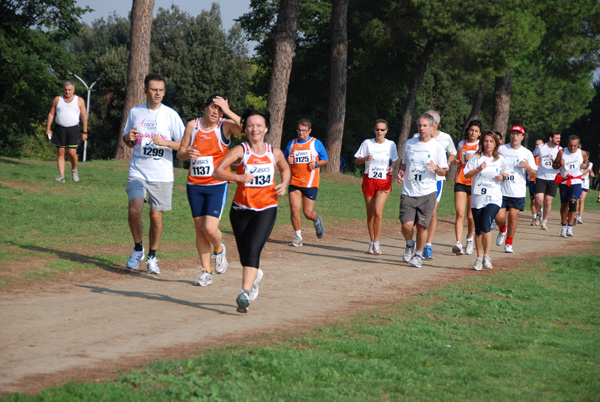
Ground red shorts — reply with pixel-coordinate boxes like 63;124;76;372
361;174;392;197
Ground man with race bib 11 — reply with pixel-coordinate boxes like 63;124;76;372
397;113;449;268
122;73;185;274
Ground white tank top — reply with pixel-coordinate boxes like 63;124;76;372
55;96;81;127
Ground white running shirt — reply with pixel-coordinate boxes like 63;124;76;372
498;144;537;198
412;131;457;181
533;143;562;180
401;137;449;197
354;138;399;180
124;103;185;183
559;148;584;185
464;154;508;209
582;162;593;190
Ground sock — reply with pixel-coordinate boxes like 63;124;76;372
204;265;212;274
415;250;423;257
425;242;432;247
467;237;473;242
499;225;507;233
214;245;223;254
295;230;302;238
542;220;547;224
567;224;573;228
506;237;513;245
148;249;156;258
242;289;250;296
134;242;143;251
72;169;78;173
406;239;415;247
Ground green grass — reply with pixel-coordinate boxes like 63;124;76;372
4;249;599;401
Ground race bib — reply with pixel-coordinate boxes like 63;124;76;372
541;155;553;168
293;149;311;164
190;156;214;177
368;158;388;179
473;168;499;195
139;137;165;159
245;163;275;187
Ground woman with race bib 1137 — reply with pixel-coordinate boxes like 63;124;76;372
463;131;509;271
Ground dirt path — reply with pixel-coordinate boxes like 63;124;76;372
1;210;599;396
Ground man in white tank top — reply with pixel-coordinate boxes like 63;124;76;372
46;81;88;182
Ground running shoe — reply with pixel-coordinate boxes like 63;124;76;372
409;254;422;268
314;216;325;239
559;225;567;237
576;216;583;224
146;256;160;274
248;269;263;301
573;215;578;227
72;169;79;182
422;244;434;260
403;242;415;262
530;218;535;226
465;238;474;255
496;231;507;246
366;241;374;254
483;255;493;269
372;241;382;255
194;269;213;287
504;244;514;253
290;236;303;247
566;226;574;237
491;221;496;230
236;290;250;313
472;258;483;271
534;213;541;226
56;175;65;182
540;221;548;230
213;244;228;274
452;242;463;256
126;247;145;270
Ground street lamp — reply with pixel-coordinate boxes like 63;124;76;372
72;74;99;162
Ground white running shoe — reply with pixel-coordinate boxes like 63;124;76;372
576;216;583;224
505;244;514;253
491;221;497;230
372;241;382;255
290;236;303;247
56;175;65;182
409;254;422;268
560;225;567;237
465;238;474;255
194;269;213;286
72;169;79;182
535;214;541;226
366;241;374;254
403;242;415;262
496;231;507;246
314;216;325;239
248;269;263;301
566;226;574;237
236;290;250;313
126;247;145;270
483;255;493;269
473;258;483;271
540;221;548;230
213;243;228;274
452;242;463;256
146;256;160;274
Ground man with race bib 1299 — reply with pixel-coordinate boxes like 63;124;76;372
494;126;537;253
397;113;449;268
122;73;185;274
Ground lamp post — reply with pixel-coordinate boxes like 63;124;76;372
72;74;99;162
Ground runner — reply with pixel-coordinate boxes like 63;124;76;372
577;151;594;223
176;94;242;287
529;139;544;225
452;120;481;256
354;119;399;254
494;126;537;253
412;110;457;259
463;132;509;270
284;119;329;247
397;113;449;268
553;135;589;237
533;130;562;230
213;109;290;313
122;73;185;274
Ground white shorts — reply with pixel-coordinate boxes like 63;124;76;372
126;178;173;211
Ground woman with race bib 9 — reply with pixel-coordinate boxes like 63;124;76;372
463;131;509;271
354;119;399;255
177;95;242;287
213;109;290;313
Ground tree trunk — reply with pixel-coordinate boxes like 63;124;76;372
462;82;486;135
265;0;300;151
115;0;155;159
492;72;511;143
323;0;348;173
396;40;436;161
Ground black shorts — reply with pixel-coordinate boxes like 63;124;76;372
52;125;80;148
534;178;558;198
454;182;472;196
501;196;525;211
288;185;318;201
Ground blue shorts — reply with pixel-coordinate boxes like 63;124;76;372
472;204;501;235
435;180;443;203
528;181;536;200
288;185;319;201
501;196;525;211
559;183;582;203
186;182;228;219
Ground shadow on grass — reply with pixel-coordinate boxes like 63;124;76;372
0;157;35;166
76;284;237;315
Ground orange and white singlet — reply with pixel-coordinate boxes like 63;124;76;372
455;140;479;186
232;142;278;211
187;118;230;186
289;137;321;188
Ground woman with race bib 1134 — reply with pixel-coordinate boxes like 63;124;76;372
463;131;509;271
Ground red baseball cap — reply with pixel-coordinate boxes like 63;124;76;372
510;125;525;134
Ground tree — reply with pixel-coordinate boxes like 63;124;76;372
115;0;155;159
323;0;348;173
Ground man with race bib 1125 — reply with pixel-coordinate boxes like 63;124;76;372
397;113;449;268
122;73;185;274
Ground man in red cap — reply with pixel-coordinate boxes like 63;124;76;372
494;126;537;253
